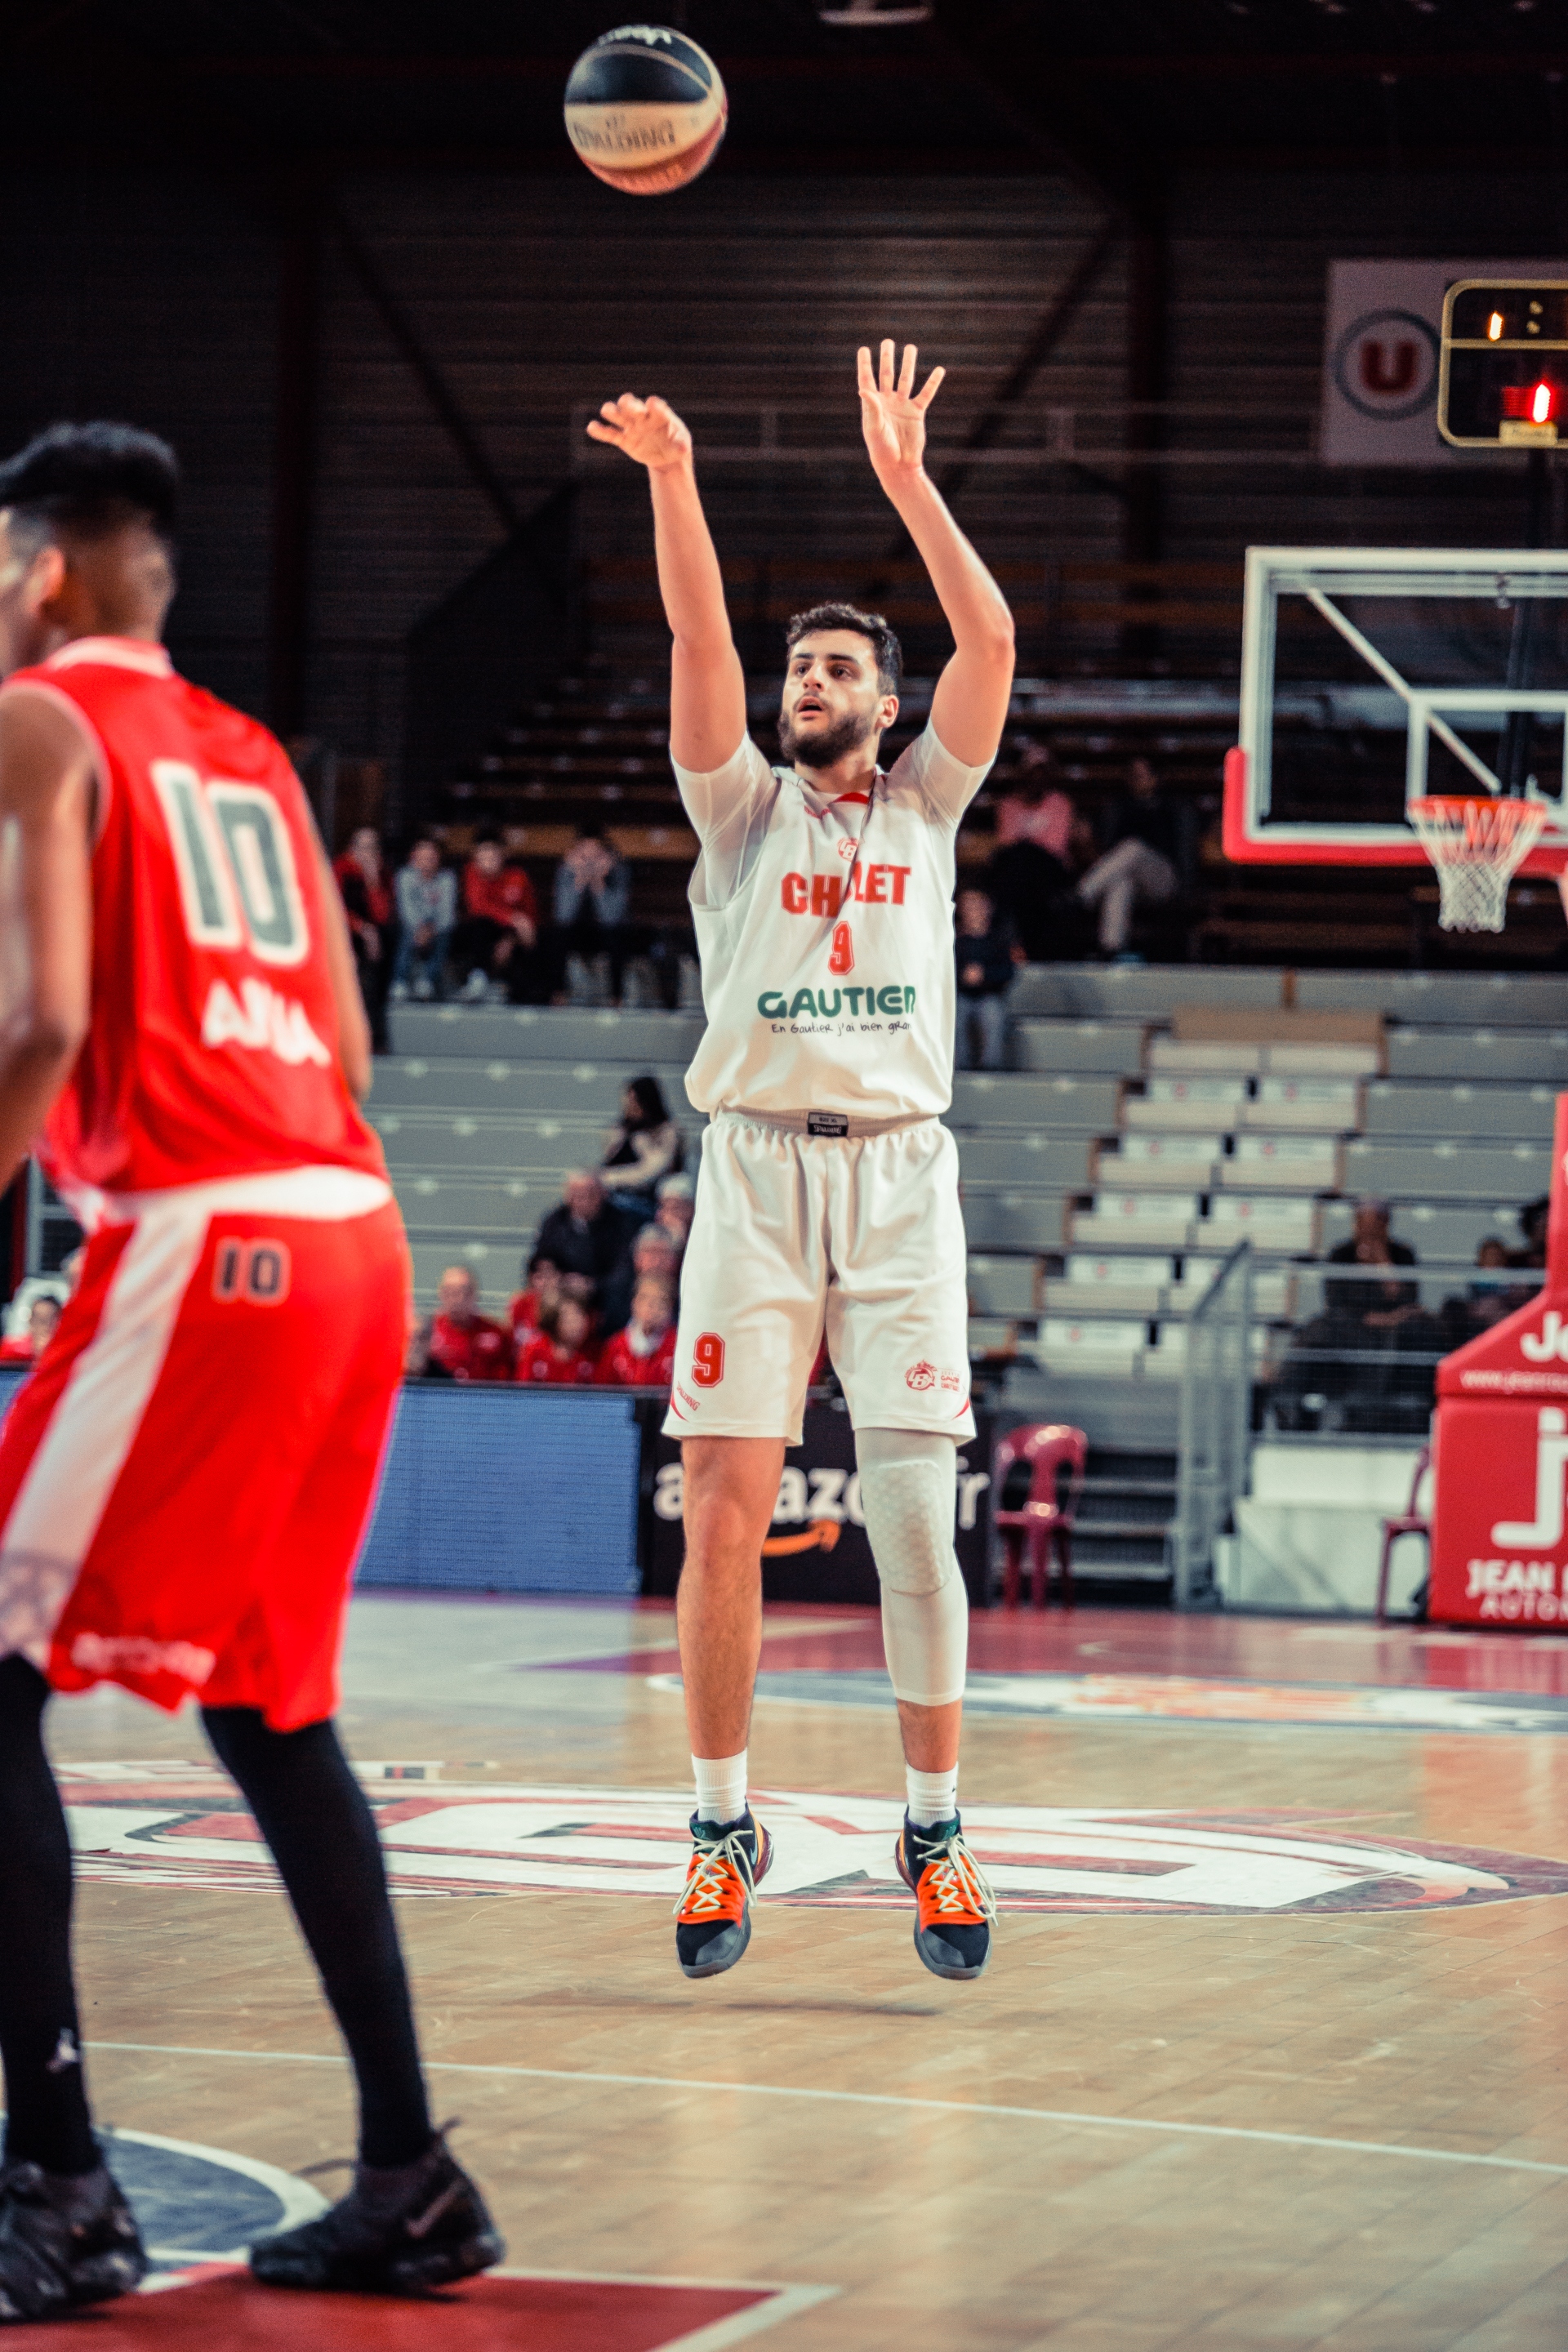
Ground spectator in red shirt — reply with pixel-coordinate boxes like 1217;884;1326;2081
508;1252;562;1345
985;738;1086;962
453;834;545;1004
403;1316;454;1381
514;1295;599;1386
333;826;396;1054
597;1276;677;1388
0;1291;61;1365
426;1267;513;1382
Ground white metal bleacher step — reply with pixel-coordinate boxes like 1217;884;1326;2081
1097;1134;1222;1188
1221;1135;1343;1190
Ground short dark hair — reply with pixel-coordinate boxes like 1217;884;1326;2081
0;421;179;545
785;602;902;695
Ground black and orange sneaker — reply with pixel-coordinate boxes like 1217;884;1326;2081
674;1809;773;1980
895;1814;996;1983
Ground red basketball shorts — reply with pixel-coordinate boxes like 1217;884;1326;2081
0;1167;408;1731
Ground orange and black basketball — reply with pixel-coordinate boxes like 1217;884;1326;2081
564;25;727;196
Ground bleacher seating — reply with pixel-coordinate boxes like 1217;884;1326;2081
377;958;1560;1592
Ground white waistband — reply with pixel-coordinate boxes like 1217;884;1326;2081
68;1165;394;1230
723;1106;936;1141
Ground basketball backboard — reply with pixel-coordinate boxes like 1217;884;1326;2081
1223;546;1568;875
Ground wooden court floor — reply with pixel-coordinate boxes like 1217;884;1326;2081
33;1594;1568;2349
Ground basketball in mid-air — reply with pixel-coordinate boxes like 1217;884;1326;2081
564;26;727;196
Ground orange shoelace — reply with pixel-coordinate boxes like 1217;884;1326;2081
911;1829;997;1931
674;1824;762;1927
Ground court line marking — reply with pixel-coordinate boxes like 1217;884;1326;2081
103;2124;326;2235
94;2042;1568;2180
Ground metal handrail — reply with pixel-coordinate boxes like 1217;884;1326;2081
1172;1241;1254;1610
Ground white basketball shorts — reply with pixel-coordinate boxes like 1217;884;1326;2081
664;1111;973;1446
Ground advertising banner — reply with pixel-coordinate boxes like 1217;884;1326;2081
1430;1094;1568;1622
1321;259;1566;466
640;1397;994;1606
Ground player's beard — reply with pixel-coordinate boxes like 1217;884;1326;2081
778;704;875;773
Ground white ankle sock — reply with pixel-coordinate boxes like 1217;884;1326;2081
906;1764;958;1828
692;1751;748;1827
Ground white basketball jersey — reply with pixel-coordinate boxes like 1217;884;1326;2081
673;722;992;1120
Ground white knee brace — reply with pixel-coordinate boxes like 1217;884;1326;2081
856;1428;968;1708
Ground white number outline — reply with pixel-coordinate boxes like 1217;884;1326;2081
207;783;309;969
150;762;308;969
150;760;243;950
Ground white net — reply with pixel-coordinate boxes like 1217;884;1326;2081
1407;795;1548;933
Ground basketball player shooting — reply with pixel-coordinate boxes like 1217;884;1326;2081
589;341;1015;1983
0;425;501;2317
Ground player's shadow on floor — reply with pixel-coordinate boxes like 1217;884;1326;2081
512;1990;942;2018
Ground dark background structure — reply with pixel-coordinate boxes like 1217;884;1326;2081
4;1;1567;830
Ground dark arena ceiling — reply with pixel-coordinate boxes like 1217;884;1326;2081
11;0;1568;194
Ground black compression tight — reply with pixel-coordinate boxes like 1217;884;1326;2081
200;1708;434;2170
0;1659;431;2176
0;1656;96;2174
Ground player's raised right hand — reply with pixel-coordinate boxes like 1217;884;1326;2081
586;394;693;473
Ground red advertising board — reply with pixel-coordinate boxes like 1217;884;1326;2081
1430;1095;1568;1624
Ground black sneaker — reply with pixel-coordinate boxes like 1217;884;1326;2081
673;1809;773;1980
0;2160;146;2323
895;1813;996;1983
249;2125;503;2296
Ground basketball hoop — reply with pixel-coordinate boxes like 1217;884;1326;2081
1407;795;1548;932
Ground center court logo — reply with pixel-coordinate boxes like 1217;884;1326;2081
55;1767;1568;1915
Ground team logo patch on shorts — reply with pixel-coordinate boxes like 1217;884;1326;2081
905;1361;936;1391
69;1633;216;1684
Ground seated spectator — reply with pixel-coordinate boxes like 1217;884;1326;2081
452;833;545;1005
1439;1236;1535;1349
333;826;396;1054
403;1316;454;1381
654;1171;696;1254
514;1295;599;1386
551;826;632;1004
533;1173;635;1308
425;1267;512;1381
601;1221;682;1336
986;738;1080;960
954;887;1020;1071
392;837;457;1001
597;1275;677;1388
1272;1200;1435;1432
0;1291;62;1365
1511;1196;1549;1269
1324;1197;1419;1324
599;1076;684;1220
508;1252;562;1344
1076;755;1183;960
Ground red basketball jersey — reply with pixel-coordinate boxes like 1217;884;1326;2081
1;637;385;1204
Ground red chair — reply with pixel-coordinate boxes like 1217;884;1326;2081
993;1423;1088;1609
1375;1446;1432;1624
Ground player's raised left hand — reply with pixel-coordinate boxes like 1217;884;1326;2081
858;341;945;481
